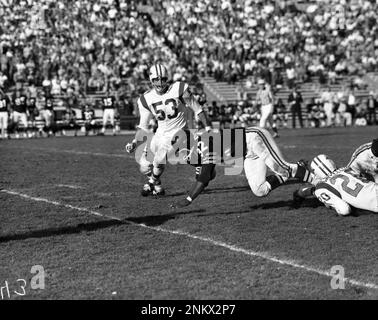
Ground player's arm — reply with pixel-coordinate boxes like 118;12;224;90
181;84;212;131
125;98;153;153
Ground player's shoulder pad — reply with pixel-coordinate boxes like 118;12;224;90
173;81;190;98
352;142;372;158
138;93;150;111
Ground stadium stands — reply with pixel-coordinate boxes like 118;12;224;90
0;0;377;131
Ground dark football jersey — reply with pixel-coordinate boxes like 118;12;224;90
103;96;116;109
12;95;28;113
0;96;10;112
45;98;54;110
28;99;37;114
83;109;94;121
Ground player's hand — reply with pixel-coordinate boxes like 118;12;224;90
169;198;192;209
125;141;137;153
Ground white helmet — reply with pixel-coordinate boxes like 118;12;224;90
149;63;169;94
310;154;337;179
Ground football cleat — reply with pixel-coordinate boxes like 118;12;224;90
141;183;153;197
152;184;165;196
169;198;192;209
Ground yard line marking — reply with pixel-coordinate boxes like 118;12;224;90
282;145;352;150
1;189;122;222
1;145;133;159
2;188;378;291
55;184;84;190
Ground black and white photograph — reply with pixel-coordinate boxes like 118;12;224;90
0;0;378;303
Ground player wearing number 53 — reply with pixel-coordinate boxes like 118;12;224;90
125;64;212;196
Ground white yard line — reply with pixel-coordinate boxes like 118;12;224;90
55;184;84;190
2;188;378;291
0;145;132;159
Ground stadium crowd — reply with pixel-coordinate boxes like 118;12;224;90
0;0;377;138
1;0;378;92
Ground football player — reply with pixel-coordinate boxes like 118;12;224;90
172;126;313;208
40;95;55;137
11;89;29;138
346;139;378;183
101;91;117;136
0;89;11;139
244;127;313;197
125;63;212;197
27;97;39;138
256;79;278;137
310;155;378;215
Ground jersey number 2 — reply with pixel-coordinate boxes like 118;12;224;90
152;99;178;121
329;174;363;197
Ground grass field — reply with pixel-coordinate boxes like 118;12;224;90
1;126;378;300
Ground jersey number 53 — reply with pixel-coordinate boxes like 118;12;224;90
152;99;179;121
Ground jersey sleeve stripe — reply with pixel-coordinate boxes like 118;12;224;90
316;182;342;199
139;94;149;111
246;127;290;172
347;143;371;167
178;82;187;98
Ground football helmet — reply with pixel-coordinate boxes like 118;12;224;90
310;154;337;179
149;64;169;94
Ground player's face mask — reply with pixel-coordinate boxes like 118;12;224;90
151;77;169;94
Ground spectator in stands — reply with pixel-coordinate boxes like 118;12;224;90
288;86;303;129
366;92;378;125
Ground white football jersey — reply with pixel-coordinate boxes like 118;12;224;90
347;142;378;183
137;81;203;134
315;167;378;213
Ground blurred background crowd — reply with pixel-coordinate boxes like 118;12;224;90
0;0;377;136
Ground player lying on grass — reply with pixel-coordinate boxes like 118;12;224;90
125;63;212;197
293;139;378;207
243;127;313;197
173;126;315;207
296;154;378;215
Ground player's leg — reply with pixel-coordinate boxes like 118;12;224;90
266;105;278;137
0;113;7;138
13;112;21;138
259;105;269;128
109;109;116;135
101;109;109;134
314;183;352;216
21;113;29;138
138;146;155;196
244;156;272;197
148;133;169;195
246;127;313;184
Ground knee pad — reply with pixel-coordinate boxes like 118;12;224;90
139;156;152;175
250;182;270;197
152;163;165;178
